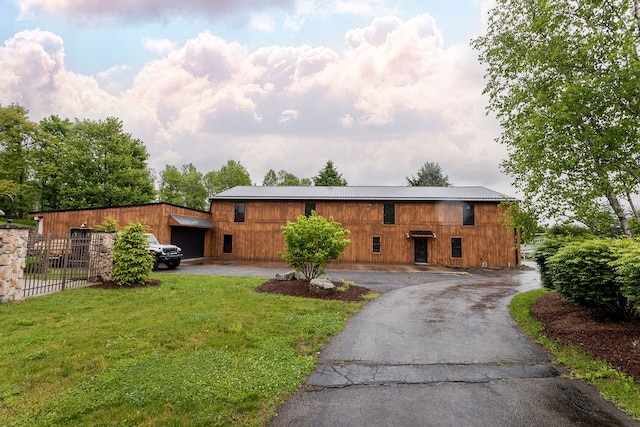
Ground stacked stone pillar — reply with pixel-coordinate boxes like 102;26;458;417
0;226;29;302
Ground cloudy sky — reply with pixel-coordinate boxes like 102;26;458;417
0;0;510;194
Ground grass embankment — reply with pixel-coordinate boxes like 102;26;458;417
0;274;369;426
511;289;640;420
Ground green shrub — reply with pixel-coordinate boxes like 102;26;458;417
548;239;630;316
25;255;46;274
534;227;594;289
111;222;154;286
95;216;120;232
610;240;640;315
280;212;351;279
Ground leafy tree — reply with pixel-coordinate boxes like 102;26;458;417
280;212;351;279
262;169;278;186
158;165;184;206
0;104;38;217
204;160;252;196
159;164;207;210
472;0;640;236
313;160;347;186
33;115;72;211
58;117;155;208
406;162;451;187
111;222;154;286
181;164;208;210
499;200;540;244
262;169;311;186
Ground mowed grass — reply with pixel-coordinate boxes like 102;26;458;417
511;289;640;421
0;274;368;426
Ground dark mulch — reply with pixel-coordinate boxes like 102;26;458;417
256;279;372;302
531;292;640;380
91;279;162;289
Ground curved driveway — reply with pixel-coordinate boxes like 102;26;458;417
172;263;638;426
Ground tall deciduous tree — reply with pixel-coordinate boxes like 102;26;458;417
0;104;38;217
313;160;347;186
59;117;155;208
204;160;252;196
472;0;640;236
406;162;451;187
34;115;72;211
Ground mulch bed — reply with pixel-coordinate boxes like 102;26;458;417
255;279;372;302
531;292;640;380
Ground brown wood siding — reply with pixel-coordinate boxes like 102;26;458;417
32;204;215;257
209;200;517;267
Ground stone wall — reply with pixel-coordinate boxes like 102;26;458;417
0;226;29;303
89;232;114;282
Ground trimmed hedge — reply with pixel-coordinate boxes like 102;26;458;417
538;236;639;318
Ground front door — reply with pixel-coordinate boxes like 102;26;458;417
414;238;428;264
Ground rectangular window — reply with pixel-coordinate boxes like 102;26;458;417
451;237;462;258
383;203;395;224
234;202;245;222
463;202;475;226
223;234;233;253
305;202;316;217
372;236;381;253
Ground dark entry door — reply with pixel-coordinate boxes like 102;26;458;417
414;238;428;264
171;227;206;259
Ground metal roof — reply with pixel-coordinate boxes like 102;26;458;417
210;186;516;202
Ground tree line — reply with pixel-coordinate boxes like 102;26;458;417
0;104;450;216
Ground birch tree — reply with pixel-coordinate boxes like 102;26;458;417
472;0;640;236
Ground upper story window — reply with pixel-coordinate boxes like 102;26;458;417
234;202;245;222
463;202;475;226
305;202;316;217
384;203;395;224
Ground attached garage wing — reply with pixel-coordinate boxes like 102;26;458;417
169;215;215;259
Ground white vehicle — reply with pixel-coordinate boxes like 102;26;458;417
145;233;183;270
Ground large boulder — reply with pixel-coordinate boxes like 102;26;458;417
310;278;336;295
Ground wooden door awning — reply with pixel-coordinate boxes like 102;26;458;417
408;230;436;238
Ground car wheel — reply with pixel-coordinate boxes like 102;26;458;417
166;259;180;270
153;255;160;271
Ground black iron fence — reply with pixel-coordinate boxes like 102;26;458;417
24;231;101;297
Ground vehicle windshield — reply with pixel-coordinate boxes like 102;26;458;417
146;234;159;245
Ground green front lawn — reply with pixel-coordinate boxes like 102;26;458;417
0;274;368;426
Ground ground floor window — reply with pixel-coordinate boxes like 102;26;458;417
451;237;462;258
372;236;381;253
223;234;233;253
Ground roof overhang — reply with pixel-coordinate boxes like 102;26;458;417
169;214;215;228
408;230;436;238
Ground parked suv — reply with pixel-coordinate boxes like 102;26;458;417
145;233;183;270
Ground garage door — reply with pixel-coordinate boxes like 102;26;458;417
171;227;206;259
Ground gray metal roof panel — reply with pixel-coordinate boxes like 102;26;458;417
210;186;516;202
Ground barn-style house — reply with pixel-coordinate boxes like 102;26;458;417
208;186;519;268
31;186;519;268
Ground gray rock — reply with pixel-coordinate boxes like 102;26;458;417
276;271;296;281
310;278;336;295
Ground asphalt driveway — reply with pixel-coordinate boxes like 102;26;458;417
171;262;638;426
